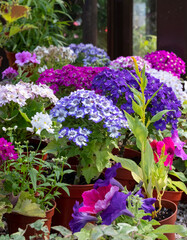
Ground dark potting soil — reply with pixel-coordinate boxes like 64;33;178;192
154;207;174;221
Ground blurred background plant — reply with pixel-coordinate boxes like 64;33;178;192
4;0;71;52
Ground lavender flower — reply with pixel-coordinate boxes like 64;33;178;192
92;68;181;131
69;43;110;67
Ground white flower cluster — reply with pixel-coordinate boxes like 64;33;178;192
146;68;187;104
27;112;54;135
0;81;58;107
33;45;77;63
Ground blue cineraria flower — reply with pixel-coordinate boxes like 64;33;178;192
59;128;68;138
69;43;110;67
69;201;98;233
73;134;88;147
50;89;128;148
92;68;181;131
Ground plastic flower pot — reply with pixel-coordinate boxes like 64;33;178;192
113;148;141;191
52;184;94;229
154;199;177;240
153;189;183;206
5;200;56;240
5;50;16;69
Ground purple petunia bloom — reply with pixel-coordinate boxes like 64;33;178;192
100;191;134;225
94;163;123;190
2;67;18;80
69;201;98;233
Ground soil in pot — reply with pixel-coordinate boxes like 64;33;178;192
154;199;177;240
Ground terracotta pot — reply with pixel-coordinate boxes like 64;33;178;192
113;148;141;191
153;189;183;206
0;56;3;67
52;184;94;229
154;199;177;240
5;50;16;69
5;200;56;240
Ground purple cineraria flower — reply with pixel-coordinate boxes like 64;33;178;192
94;163;124;190
78;127;92;136
58;128;68;138
69;201;98;233
171;130;187;160
68;128;78;140
92;68;181;131
2;67;18;80
100;191;134;225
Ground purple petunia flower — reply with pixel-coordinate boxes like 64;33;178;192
171;130;187;160
69;201;98;233
100;191;134;225
94;163;123;190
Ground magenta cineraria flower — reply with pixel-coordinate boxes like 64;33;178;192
69;201;98;233
0;138;18;164
37;65;107;95
2;67;18;80
15;51;40;66
144;50;186;78
171;130;187;160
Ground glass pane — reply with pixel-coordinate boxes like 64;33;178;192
133;0;157;57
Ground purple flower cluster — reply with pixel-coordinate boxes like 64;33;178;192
15;51;40;67
2;67;18;80
69;163;156;233
144;50;186;78
50;89;128;147
36;65;107;95
0;138;18;164
69;43;110;67
92;68;182;131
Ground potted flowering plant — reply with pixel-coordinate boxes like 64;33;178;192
36;64;107;98
0;81;58;145
0;134;70;237
68;164;187;240
109;59;187;213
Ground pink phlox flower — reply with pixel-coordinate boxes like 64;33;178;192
172;130;187;160
79;184;119;214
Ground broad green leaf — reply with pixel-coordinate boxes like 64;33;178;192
169;171;187;182
9;24;37;37
82;166;99;184
154;234;168;240
51;226;72;236
153;224;187;237
170;181;187;194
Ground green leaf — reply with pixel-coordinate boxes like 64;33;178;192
132;99;143;118
169;171;187;182
51;226;72;237
28;168;38;192
19;109;31;123
153;224;187;237
149;110;171;124
109;153;143;180
170;181;187;194
82;166;99;184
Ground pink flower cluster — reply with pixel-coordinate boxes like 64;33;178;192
15;51;40;67
37;65;107;95
144;50;186;78
150;130;187;170
109;56;152;70
0;138;18;164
